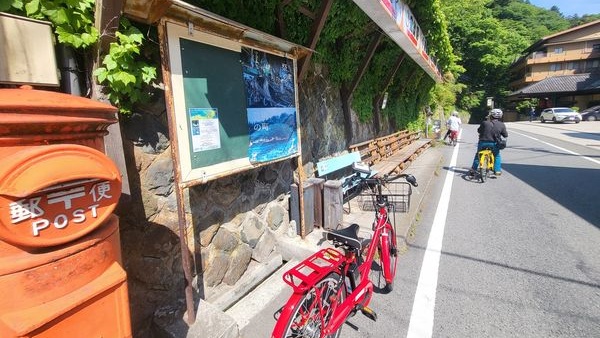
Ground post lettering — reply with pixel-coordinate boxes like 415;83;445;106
88;204;99;218
32;219;50;236
72;209;86;223
54;214;68;229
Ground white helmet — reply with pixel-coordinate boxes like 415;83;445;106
490;108;503;119
452;111;458;116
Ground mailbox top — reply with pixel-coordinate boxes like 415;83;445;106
0;86;117;118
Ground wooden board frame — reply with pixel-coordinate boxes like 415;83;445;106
162;20;301;186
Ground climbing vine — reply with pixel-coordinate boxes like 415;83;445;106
93;19;157;115
3;0;157;115
3;0;454;120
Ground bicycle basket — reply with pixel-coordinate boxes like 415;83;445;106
358;181;412;213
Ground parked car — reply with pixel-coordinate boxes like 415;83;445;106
540;107;582;123
580;105;600;121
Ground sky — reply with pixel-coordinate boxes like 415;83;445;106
528;0;600;16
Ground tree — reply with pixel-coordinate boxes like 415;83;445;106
440;0;571;111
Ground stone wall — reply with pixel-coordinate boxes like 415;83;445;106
115;64;391;336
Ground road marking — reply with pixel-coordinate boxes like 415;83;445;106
406;130;460;338
513;131;600;166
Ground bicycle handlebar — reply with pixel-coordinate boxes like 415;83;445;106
383;173;418;187
351;162;418;187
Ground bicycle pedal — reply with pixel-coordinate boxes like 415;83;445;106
360;306;378;322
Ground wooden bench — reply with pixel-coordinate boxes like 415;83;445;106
309;130;431;231
315;151;375;229
349;130;431;177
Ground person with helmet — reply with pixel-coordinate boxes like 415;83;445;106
444;111;462;145
469;108;508;176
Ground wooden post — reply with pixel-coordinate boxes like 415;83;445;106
307;178;325;228
297;0;334;81
341;31;383;143
323;180;343;230
157;19;196;324
290;180;316;236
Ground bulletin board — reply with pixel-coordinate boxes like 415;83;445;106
165;22;300;185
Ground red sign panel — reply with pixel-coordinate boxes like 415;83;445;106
0;178;120;246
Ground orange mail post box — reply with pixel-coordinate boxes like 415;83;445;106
0;87;132;337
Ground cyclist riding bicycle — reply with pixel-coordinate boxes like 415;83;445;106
444;111;462;144
469;108;508;176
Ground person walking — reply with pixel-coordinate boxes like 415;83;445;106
469;108;508;176
529;106;536;122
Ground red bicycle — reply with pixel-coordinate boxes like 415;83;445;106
271;163;418;338
448;130;458;146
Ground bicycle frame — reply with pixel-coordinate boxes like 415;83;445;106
449;130;458;144
478;149;494;168
272;181;397;337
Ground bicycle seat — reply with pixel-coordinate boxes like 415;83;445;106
326;223;362;250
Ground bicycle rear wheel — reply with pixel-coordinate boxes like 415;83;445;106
274;272;345;338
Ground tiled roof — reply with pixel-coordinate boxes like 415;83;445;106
509;73;600;96
524;19;600;53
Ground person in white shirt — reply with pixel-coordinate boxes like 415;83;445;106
443;111;462;144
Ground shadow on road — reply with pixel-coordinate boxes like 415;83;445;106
502;162;600;228
507;145;600;159
563;131;600;142
407;242;600;290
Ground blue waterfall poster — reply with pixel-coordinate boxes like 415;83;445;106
241;47;298;163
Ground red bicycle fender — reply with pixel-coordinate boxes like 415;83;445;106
271;292;304;338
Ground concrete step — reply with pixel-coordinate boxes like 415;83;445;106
226;259;299;337
207;253;284;311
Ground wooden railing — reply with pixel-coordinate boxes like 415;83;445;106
349;130;430;177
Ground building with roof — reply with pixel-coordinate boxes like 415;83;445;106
508;19;600;110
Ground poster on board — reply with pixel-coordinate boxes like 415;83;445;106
189;107;221;152
241;47;298;163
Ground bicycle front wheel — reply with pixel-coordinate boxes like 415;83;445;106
378;224;398;293
274;273;345;338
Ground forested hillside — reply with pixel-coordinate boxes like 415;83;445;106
440;0;600;112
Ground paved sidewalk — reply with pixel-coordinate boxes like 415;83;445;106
232;143;444;338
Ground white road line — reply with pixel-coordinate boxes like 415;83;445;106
512;131;600;166
406;131;460;338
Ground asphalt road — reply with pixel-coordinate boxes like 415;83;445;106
340;121;600;338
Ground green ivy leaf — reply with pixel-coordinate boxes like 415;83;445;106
24;0;40;15
141;66;157;84
104;57;118;71
48;8;69;25
114;71;137;87
94;68;108;84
